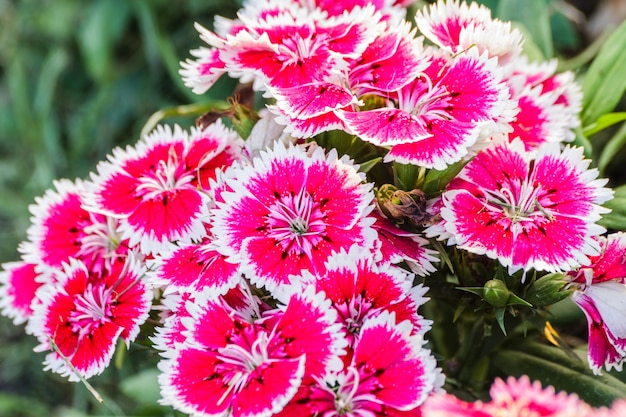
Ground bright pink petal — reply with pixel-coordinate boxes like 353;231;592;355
30;257;151;381
212;143;375;294
0;261;44;325
372;212;438;276
350;312;440;411
180;46;227;94
270;82;357;120
437;140;612;273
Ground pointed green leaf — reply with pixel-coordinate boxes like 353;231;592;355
598;121;626;174
422;159;469;196
583;112;626;137
582;20;626;126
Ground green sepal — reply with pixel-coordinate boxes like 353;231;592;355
421;159;469;196
525;273;572;308
230;99;259;139
494;307;507;335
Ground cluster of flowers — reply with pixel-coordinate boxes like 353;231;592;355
1;0;626;415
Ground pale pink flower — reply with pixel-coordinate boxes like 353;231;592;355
212;143;376;295
0;261;43;325
157;287;346;417
339;47;515;170
28;256;151;381
416;0;524;65
422;376;594;416
567;232;626;373
432;139;612;273
89;122;242;255
488;375;593;416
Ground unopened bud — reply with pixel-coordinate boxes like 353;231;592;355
484;279;510;308
377;184;431;225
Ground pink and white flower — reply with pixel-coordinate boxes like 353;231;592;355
567;232;626;373
0;261;44;325
157;287;346;417
296;249;431;347
89;122;242;255
277;312;442;416
212;142;376;294
28;256;152;381
416;0;524;65
431;139;612;273
339;47;515;170
18;178;129;275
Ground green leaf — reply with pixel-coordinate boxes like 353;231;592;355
393;162;419;191
598;183;626;230
421;159;469;196
583;112;626;137
598;121;626;174
497;0;552;59
120;369;162;407
78;0;132;82
581;20;626;127
493;344;626;407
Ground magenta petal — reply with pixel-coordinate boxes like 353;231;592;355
352;313;438;410
231;357;305;417
268;288;346;380
163;347;232;416
340;108;430;146
271;82;356;120
0;262;43;325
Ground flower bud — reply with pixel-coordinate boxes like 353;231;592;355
376;184;431;225
525;273;571;308
483;279;510;308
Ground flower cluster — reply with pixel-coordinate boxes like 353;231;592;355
2;0;626;415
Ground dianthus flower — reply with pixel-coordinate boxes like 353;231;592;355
431;139;612;273
89;122;242;255
18;179;128;274
157;287;346;417
28;256;151;381
567;232;626;373
0;261;43;325
211;142;376;295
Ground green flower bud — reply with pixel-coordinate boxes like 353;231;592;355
483;279;510;308
525;273;572;308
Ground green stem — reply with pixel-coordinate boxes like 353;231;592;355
139;101;230;139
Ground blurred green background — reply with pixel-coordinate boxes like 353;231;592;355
0;0;619;415
0;1;243;415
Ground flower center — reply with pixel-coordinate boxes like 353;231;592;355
266;188;326;258
135;148;194;199
69;283;112;334
484;173;555;231
215;331;270;404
